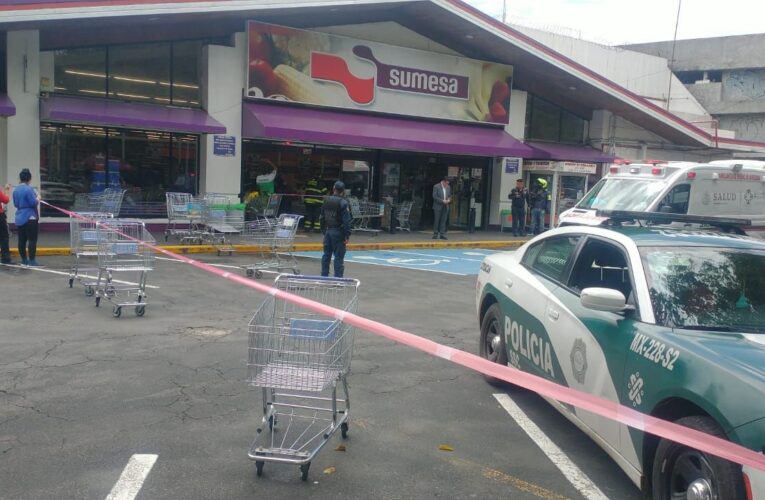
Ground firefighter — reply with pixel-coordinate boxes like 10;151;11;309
303;176;327;233
529;178;551;235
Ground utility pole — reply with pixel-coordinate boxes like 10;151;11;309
666;0;682;110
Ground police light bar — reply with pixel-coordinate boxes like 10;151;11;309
596;210;751;230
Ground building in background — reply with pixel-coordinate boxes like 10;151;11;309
2;0;764;231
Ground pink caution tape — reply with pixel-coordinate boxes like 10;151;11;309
46;202;765;471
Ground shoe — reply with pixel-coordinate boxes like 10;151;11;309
439;235;448;240
432;234;438;240
28;259;43;267
21;258;29;266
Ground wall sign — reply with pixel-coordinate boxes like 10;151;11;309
213;135;236;157
504;158;520;174
562;162;597;174
247;21;514;125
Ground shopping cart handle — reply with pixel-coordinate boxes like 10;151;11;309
276;274;359;285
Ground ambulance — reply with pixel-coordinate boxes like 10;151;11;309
558;160;765;236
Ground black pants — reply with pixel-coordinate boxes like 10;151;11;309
18;219;38;261
304;203;321;230
0;213;10;263
321;228;347;278
511;208;526;236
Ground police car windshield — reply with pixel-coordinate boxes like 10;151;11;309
640;247;765;332
577;178;666;211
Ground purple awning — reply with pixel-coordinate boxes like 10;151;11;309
526;141;615;163
0;94;16;117
40;95;226;134
243;102;534;158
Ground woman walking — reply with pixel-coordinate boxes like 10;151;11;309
13;168;42;267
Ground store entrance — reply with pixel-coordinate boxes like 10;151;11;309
448;167;483;229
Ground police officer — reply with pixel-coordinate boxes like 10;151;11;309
508;178;528;237
320;181;352;278
529;178;551;235
303;176;327;233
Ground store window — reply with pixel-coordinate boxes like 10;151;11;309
0;40;7;93
526;94;588;144
50;40;202;107
40;123;199;217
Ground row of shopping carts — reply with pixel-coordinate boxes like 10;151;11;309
68;191;155;318
165;192;245;255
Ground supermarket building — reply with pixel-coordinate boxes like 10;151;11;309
2;0;764;231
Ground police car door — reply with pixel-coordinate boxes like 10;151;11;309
508;235;583;381
544;236;639;465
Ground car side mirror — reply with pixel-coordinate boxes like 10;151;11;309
580;287;631;313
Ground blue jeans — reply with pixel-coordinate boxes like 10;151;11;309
511;208;526;236
321;228;347;277
531;208;545;235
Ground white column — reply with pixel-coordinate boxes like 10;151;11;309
2;30;40;221
199;32;245;199
489;89;527;227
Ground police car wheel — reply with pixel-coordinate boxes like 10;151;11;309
651;415;745;500
479;303;508;386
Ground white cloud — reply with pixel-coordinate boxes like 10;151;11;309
462;0;765;45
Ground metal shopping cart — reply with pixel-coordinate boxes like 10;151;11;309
94;219;155;318
247;274;360;480
203;193;245;255
395;200;414;232
73;188;126;214
242;214;302;279
165;192;203;243
349;197;384;235
68;211;113;295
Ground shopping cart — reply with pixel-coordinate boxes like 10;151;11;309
165;192;205;243
242;214;302;279
94;219;155;318
395;200;414;232
349;197;384;234
68;211;114;295
203;193;245;255
247;274;360;480
73;188;126;214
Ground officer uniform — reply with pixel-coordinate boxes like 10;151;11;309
529;179;551;235
303;177;327;232
508;184;528;237
320;181;352;278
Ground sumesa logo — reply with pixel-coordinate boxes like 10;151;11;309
310;52;375;105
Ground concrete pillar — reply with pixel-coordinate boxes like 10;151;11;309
199;32;245;199
1;30;40;221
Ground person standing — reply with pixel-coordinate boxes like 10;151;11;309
529;178;550;235
432;177;451;240
508;178;528;237
0;183;13;264
13;169;42;267
303;176;327;233
320;181;352;278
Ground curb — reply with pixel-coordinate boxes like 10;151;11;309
13;239;525;257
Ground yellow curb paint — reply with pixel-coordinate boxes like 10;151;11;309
16;239;524;257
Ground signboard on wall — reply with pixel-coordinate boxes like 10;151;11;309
525;160;556;170
247;21;514;125
561;162;597;174
503;158;520;174
213;135;236;157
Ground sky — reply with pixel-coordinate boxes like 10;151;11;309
463;0;765;45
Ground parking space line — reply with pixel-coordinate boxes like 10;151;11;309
105;454;157;500
383;249;487;261
0;264;159;289
493;394;608;500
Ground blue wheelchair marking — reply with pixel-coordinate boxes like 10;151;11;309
294;248;499;275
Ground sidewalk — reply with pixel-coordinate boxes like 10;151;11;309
11;226;530;256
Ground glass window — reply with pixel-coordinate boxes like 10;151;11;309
109;43;171;103
641;246;765;331
577;178;667;211
0;42;6;93
657;184;690;214
569;239;632;299
529;97;560;141
560;109;585;144
53;47;107;97
528;236;581;282
171;41;202;107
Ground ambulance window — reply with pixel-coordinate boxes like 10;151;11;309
526;236;581;283
657;184;690;214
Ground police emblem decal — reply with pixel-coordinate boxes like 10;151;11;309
570;338;587;384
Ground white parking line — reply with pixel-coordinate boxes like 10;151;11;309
0;264;159;289
493;393;608;500
105;454;157;500
382;249;486;261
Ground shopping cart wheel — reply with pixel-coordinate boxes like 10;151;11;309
293;269;300;275
341;422;349;439
135;306;146;317
255;461;264;477
84;286;94;297
245;269;254;278
300;463;310;481
268;414;277;431
255;270;263;279
112;306;122;318
95;296;101;307
68;278;74;288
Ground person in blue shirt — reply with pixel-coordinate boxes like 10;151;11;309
13;168;42;266
320;181;352;278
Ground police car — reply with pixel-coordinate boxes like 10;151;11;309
476;211;765;499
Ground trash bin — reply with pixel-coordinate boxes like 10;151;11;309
500;208;512;233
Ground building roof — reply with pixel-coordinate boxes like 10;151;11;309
3;0;765;153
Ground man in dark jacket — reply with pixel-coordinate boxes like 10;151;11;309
320;181;352;278
529;178;551;235
303;176;327;233
508;178;528;237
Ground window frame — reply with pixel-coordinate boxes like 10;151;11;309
521;234;584;286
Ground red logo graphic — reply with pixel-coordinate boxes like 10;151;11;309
310;52;375;105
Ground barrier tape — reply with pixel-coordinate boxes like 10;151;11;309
42;201;765;472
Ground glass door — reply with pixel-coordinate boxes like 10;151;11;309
556;174;588;219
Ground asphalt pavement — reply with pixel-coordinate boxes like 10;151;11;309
0;252;642;499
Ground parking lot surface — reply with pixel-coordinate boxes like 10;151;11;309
0;253;641;499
